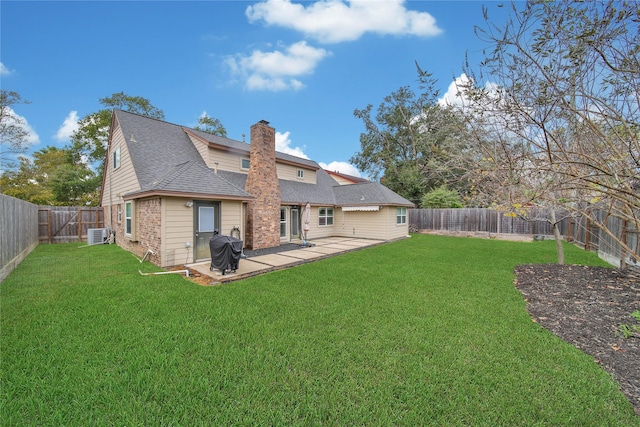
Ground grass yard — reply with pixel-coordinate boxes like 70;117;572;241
1;235;638;426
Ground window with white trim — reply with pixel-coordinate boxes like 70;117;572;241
397;207;407;225
318;207;334;226
297;169;304;179
125;201;133;235
113;147;121;169
241;158;250;170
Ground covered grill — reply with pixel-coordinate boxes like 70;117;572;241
209;233;243;275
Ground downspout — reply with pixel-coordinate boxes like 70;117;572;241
138;269;190;277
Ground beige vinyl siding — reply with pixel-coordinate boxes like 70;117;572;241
329;175;355;185
101;124;141;209
161;197;195;267
386;207;410;240
276;163;317;184
160;198;245;267
220;200;244;240
333;207;409;240
305;208;336;239
206;148;250;173
186;134;210;165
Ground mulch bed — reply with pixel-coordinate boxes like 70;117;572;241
514;264;640;415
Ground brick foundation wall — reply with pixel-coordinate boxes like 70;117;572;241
245;120;281;249
104;198;162;266
137;198;161;264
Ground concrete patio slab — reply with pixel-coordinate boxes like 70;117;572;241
337;239;384;248
311;237;350;245
322;243;362;251
188;258;269;279
300;245;343;255
249;253;301;266
279;249;324;260
184;237;392;284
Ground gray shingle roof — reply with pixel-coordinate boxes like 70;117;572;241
114;109;413;207
127;160;253;199
333;182;414;207
116;110;207;190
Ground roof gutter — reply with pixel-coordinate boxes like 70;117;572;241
123;189;254;202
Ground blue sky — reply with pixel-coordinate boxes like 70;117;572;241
1;0;512;177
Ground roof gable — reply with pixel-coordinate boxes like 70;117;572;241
110;110;412;207
115;110;207;190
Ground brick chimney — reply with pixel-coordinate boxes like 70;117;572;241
244;120;281;249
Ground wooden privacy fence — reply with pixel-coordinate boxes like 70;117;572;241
38;206;104;243
410;208;640;267
1;195;39;282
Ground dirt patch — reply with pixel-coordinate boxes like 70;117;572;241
419;230;534;242
514;264;640;415
169;265;221;286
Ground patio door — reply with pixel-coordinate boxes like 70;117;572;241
194;201;220;261
290;207;300;240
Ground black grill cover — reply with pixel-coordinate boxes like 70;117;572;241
209;235;243;274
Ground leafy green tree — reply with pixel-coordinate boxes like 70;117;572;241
421;186;463;208
0;90;32;172
1;147;67;204
195;113;227;137
50;163;100;206
70;92;164;169
0;146;98;205
351;70;471;206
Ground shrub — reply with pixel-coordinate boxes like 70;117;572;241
421;186;463;208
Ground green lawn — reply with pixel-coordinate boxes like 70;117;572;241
1;235;638;426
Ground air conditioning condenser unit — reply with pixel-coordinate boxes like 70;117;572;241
87;228;108;245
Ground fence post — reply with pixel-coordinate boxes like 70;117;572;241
47;210;52;243
568;216;573;241
78;207;82;242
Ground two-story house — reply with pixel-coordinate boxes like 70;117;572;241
100;109;414;267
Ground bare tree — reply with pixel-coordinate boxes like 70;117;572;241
0;90;32;173
457;0;639;264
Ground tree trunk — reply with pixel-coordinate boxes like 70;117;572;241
550;210;564;265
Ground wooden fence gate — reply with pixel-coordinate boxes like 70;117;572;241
38;206;104;243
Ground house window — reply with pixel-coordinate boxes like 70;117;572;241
241;158;250;170
117;204;122;223
318;207;333;226
297;169;304;179
199;207;215;232
397;207;407;225
113;147;121;169
125;201;133;235
280;208;287;237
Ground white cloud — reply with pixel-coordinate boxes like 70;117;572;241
276;130;309;158
438;74;471;108
224;41;330;91
55;111;79;142
3;107;40;145
319;161;362;177
438;73;501;109
246;0;442;44
0;62;13;76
